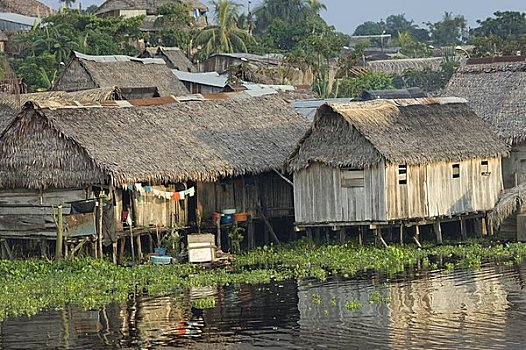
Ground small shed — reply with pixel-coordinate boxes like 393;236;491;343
0;95;308;254
287;98;508;237
53;51;189;97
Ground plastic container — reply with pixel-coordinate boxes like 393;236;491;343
154;247;167;256
221;214;234;224
234;212;248;222
221;208;236;215
151;255;172;265
212;212;221;224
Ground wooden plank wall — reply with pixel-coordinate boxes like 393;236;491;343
0;189;86;239
385;157;502;221
293;162;386;224
133;185;182;228
502;143;526;189
198;173;294;222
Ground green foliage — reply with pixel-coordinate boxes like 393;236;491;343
336;72;394;98
344;299;362;311
195;0;256;56
12;10;144;91
427;12;467;46
398;31;431;58
228;225;245;254
367;290;390;304
393;56;459;94
191;296;216;309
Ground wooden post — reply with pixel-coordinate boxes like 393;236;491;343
325;228;330;244
129;225;135;261
248;219;255;249
488;217;494;237
56;205;64;260
135;233;143;260
399;225;404;246
460;216;467;241
314;228;321;243
215;220;222;251
40;239;48;259
119;237;125;265
376;228;388;248
481;217;488;237
112;241;118;264
434;219;443;244
98;197;103;258
339;228;345;245
413;225;422;249
306;228;313;243
358;226;363;246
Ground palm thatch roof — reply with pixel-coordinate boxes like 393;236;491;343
0;96;309;189
95;0;207;16
54;52;189;97
443;61;526;144
287;97;508;171
366;58;443;76
0;0;53;18
140;47;195;72
0;87;119;136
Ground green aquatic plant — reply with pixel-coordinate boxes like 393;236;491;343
368;290;391;304
311;293;322;305
191;296;216;309
344;299;362;311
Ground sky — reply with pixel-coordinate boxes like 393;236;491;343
42;0;526;34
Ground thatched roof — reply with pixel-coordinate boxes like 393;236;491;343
0;0;53;18
0;96;309;189
366;58;443;75
287;98;508;171
157;47;195;72
0;87;119;135
443;61;526;144
54;52;189;96
361;87;426;100
95;0;207;16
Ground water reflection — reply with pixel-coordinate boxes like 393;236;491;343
2;263;526;349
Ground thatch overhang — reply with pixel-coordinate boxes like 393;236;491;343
443;61;526;144
366;57;443;75
54;52;189;97
287;97;509;172
0;95;309;189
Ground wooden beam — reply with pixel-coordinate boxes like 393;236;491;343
376;228;388;248
413;225;422;249
273;170;293;187
460;216;467;241
339;227;345;245
399;225;404;246
358;226;363;246
1;239;13;259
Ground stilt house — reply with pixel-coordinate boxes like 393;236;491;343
0;96;308;254
287;98;508;231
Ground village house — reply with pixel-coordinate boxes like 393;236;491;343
444;56;526;239
0;0;53;19
139;47;196;72
53;51;189;98
95;0;208;29
287;98;508;244
0;95;308;259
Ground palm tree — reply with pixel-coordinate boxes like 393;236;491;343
195;0;255;56
304;0;326;14
59;0;76;9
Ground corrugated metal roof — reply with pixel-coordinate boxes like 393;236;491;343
0;12;40;26
291;98;353;121
172;70;227;87
74;51;165;65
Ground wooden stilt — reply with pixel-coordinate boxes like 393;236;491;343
248;219;255;249
306;228;313;243
112;241;118;264
314;228;321;243
40;239;49;259
358;226;363;246
148;234;153;253
129;226;135;261
399;225;404;246
339;228;345;245
156;225;161;248
1;239;13;260
263;223;270;245
481;217;488;237
215;220;222;251
325;228;330;244
118;237;125;265
413;225;422;249
92;241;98;259
135;234;143;260
56;205;64;260
434;219;443;244
376;228;388;248
259;210;280;245
488;217;494;237
98;197;103;258
460;216;467;241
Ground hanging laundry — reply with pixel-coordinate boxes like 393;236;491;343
144;186;152;193
164;192;173;200
188;187;195;197
178;190;186;199
152;189;161;197
172;192;180;201
127;183;134;191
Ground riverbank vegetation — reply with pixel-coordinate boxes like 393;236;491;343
2;241;526;320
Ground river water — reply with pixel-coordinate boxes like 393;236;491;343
2;261;526;349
